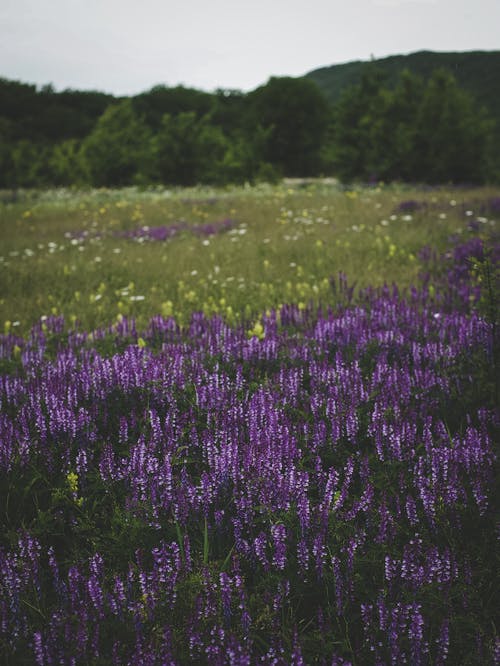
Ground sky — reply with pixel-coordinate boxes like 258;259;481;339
1;0;499;96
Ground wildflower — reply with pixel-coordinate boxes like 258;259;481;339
67;471;79;494
271;524;287;570
247;321;264;340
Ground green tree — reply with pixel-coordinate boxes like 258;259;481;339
217;127;278;184
0;78;112;143
331;66;388;181
10;140;52;187
0;117;16;187
48;140;87;186
133;85;214;131
369;70;423;181
82;100;154;186
246;77;331;176
331;67;495;184
413;69;494;183
153;112;228;185
209;89;247;136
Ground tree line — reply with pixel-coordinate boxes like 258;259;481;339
0;66;497;188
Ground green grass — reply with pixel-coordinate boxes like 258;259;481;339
1;182;498;334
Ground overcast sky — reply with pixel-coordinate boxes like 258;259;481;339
1;0;498;95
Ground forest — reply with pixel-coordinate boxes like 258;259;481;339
0;63;498;188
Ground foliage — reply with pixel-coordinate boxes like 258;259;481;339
329;66;391;182
0;65;498;187
0;118;16;188
307;50;500;181
81;100;154;186
133;84;214;131
152;112;227;186
48;140;88;186
9;140;52;188
246;76;331;176
306;49;500;128
331;67;495;184
0;77;113;142
412;69;494;183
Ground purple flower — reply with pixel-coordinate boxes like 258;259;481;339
32;631;45;665
271;524;287;571
435;619;449;665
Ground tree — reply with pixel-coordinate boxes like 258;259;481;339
366;70;423;181
246;77;331;176
0;78;112;143
0;117;15;187
331;67;495;184
209;89;247;136
413;69;494;184
133;85;214;131
10;140;52;187
216;126;278;184
153;112;228;185
331;66;389;181
82;100;154;186
48;140;87;186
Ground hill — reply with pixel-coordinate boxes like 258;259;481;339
305;50;500;120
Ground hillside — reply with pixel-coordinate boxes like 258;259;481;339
305;50;500;119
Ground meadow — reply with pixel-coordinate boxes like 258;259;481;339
2;182;499;334
0;181;499;664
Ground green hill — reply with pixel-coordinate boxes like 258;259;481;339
305;50;500;120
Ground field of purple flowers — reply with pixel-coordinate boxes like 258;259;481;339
0;223;499;663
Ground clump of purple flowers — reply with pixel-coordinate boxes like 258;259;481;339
63;219;237;245
0;235;498;664
120;218;236;242
417;234;500;315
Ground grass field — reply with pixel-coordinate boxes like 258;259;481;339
2;182;498;333
0;182;499;664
